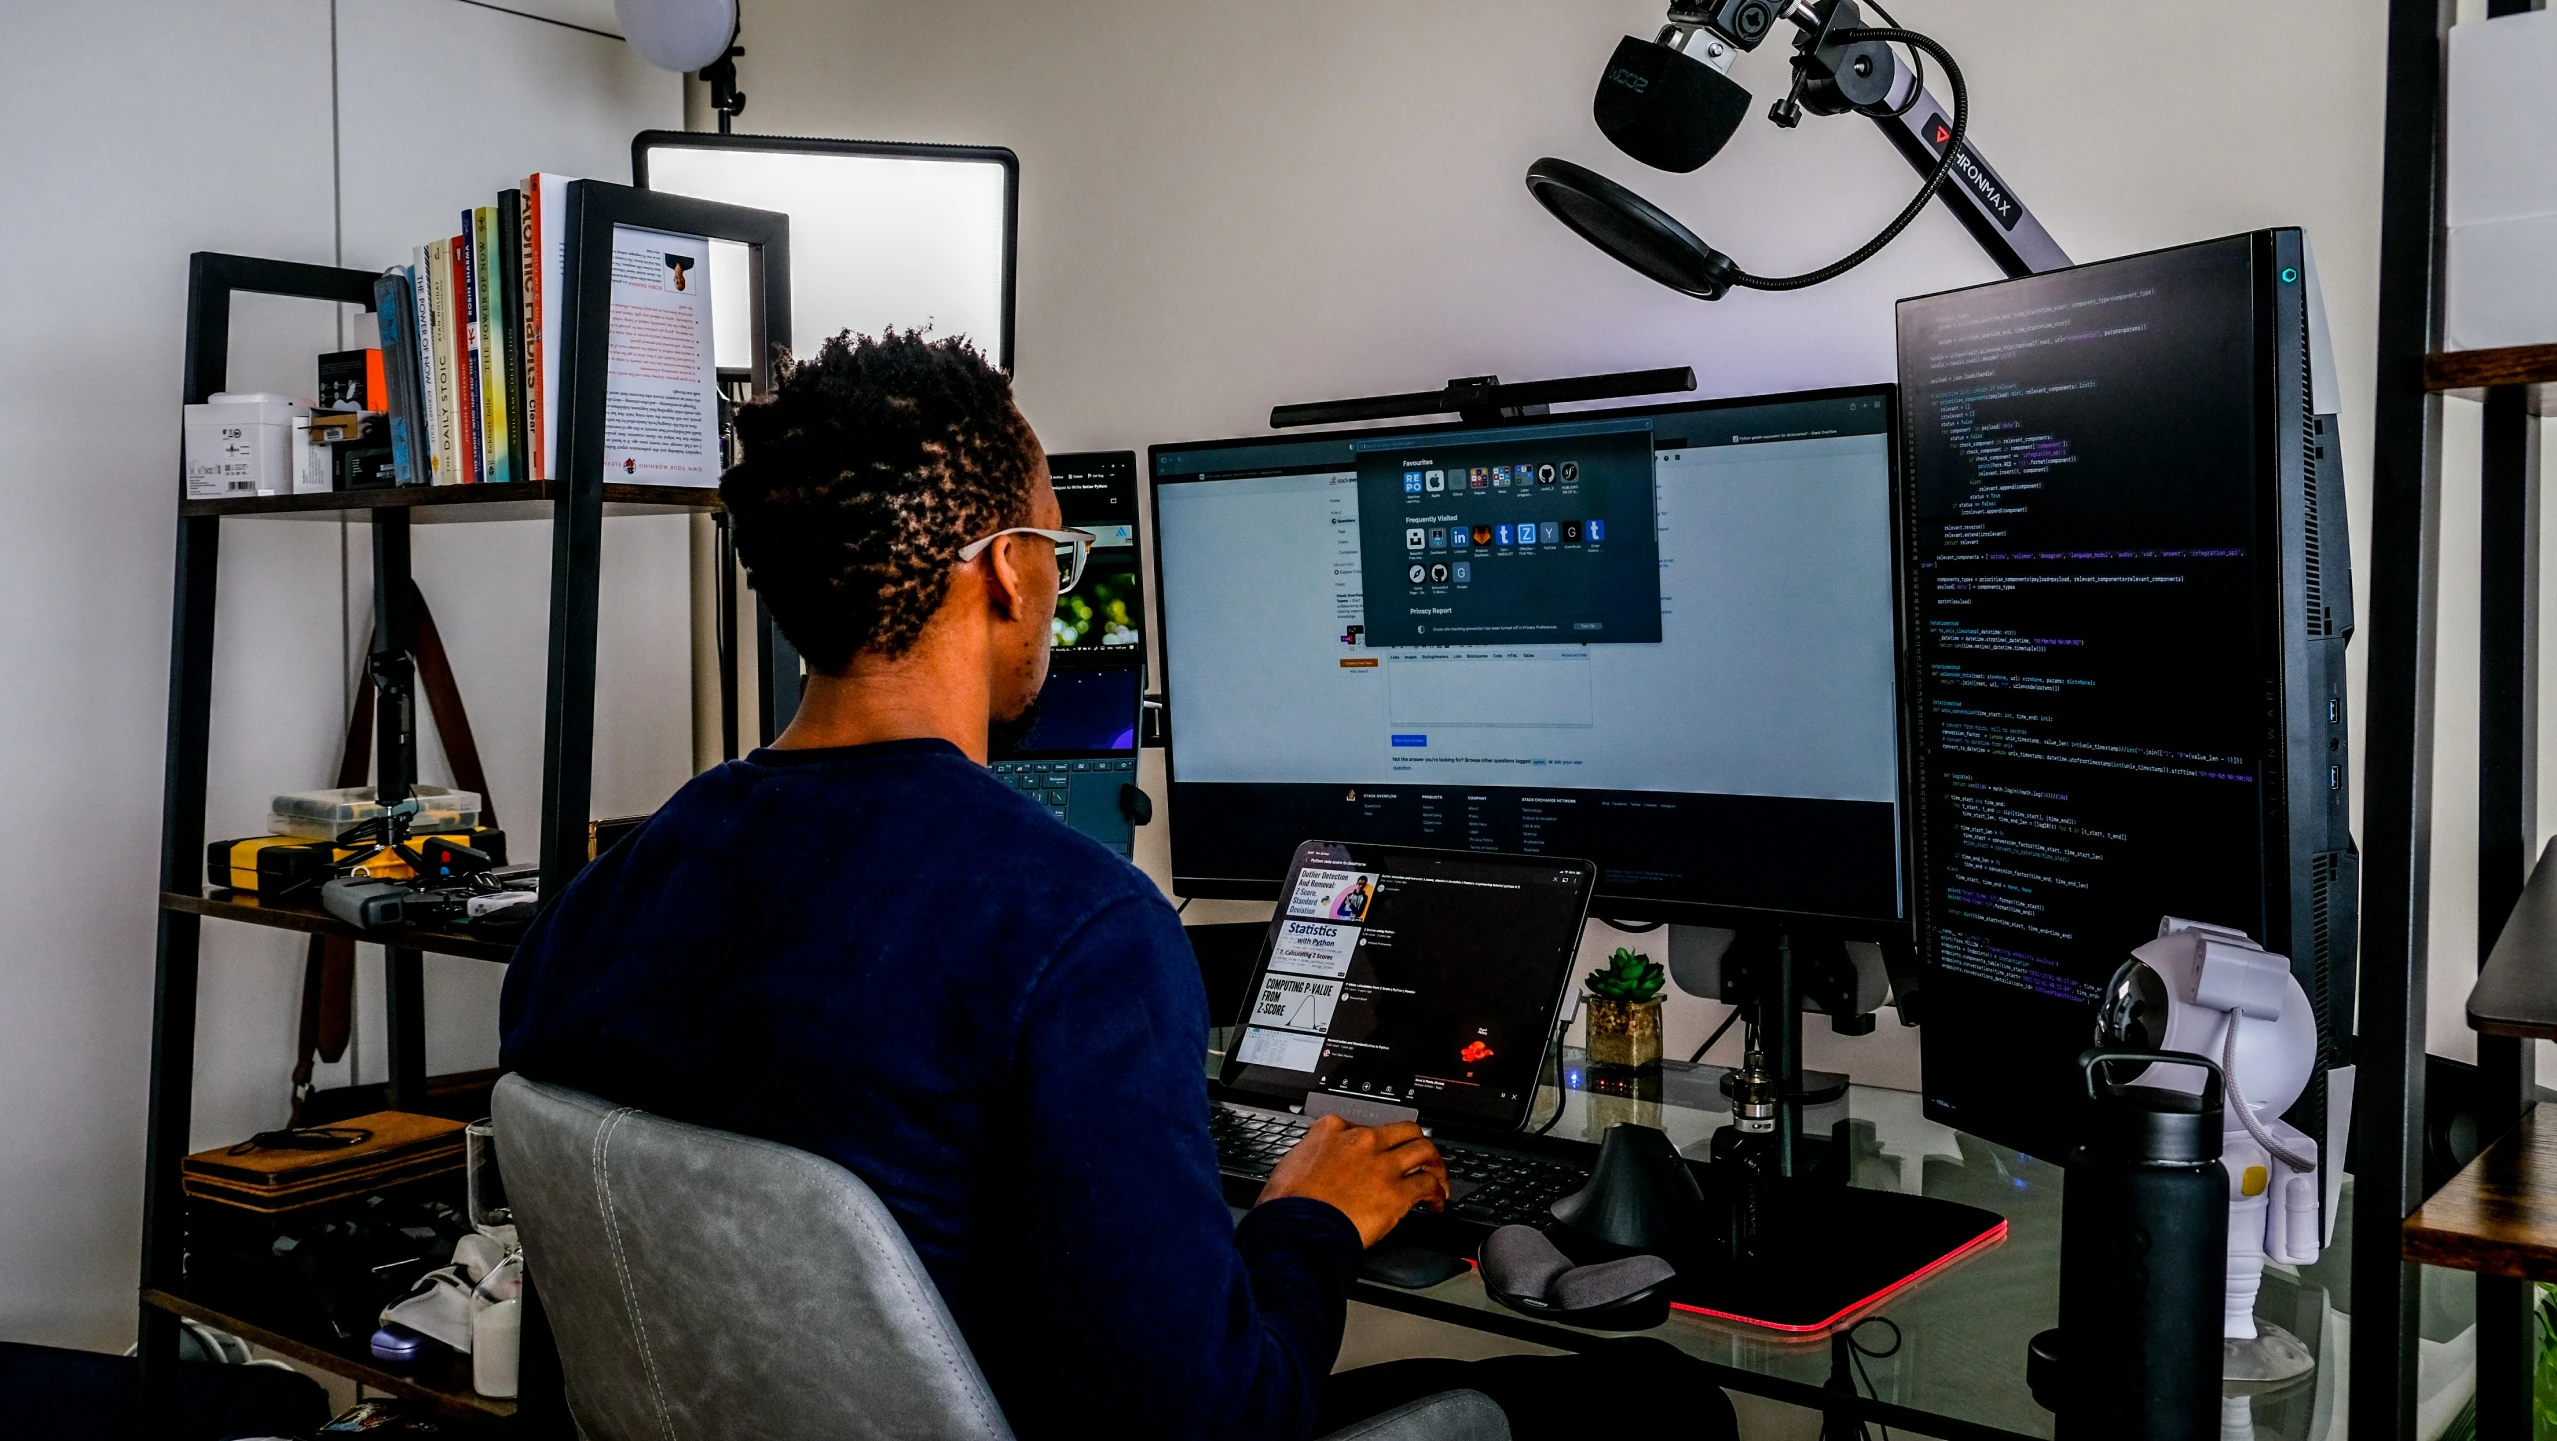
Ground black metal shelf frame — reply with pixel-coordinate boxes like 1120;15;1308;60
2467;367;2543;1435
2356;0;2547;1435
138;183;789;1433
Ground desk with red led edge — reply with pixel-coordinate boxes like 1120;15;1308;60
1227;1047;2401;1441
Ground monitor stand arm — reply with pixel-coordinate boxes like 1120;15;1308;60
1668;926;1885;1176
1757;933;1815;1177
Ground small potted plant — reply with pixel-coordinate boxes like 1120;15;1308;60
1584;946;1667;1069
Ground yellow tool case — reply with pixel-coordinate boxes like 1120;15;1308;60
205;828;507;902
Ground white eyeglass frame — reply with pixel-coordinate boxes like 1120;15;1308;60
955;526;1096;593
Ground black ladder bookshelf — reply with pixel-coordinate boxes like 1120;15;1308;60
138;183;788;1433
2357;0;2552;1435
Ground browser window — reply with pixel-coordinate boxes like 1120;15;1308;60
1152;390;1903;924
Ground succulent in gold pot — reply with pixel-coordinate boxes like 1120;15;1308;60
1584;946;1666;1069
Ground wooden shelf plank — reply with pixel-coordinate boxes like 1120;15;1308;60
181;482;723;524
2468;838;2557;1039
143;1285;515;1427
166;890;515;964
2404;1106;2557;1279
2425;344;2557;414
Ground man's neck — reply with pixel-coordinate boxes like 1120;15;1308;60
770;650;993;764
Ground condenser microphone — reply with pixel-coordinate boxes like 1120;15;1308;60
1592;34;1752;174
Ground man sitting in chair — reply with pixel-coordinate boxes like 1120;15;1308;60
501;333;1732;1441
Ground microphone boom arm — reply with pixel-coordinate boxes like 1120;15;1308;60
1868;76;2070;276
1778;0;2070;277
1525;0;2071;298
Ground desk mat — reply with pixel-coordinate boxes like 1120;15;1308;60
1663;1185;2007;1335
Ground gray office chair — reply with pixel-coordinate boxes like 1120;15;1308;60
493;1075;1506;1441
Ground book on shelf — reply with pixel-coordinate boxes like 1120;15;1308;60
407;249;443;483
530;172;573;483
497;190;532;487
442;236;473;480
472;206;515;484
599;226;721;486
388;173;582;485
424;238;463;486
517;181;544;481
369;271;427;486
459;226;486;484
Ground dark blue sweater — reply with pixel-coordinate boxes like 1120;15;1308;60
499;739;1361;1440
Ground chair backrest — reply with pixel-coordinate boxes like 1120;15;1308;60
493;1073;1015;1441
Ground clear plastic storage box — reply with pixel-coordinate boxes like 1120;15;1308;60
269;785;482;840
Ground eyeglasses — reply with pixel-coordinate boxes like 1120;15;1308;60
955;527;1097;593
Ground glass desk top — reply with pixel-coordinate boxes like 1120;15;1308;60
1214;1043;2441;1441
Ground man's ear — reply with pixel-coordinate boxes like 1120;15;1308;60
981;535;1032;624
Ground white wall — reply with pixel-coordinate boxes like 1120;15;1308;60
730;0;2540;1084
0;0;678;1353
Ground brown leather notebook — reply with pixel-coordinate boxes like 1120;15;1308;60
185;1150;462;1208
183;1111;464;1191
185;1158;463;1214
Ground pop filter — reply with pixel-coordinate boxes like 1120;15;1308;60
1532;19;1972;303
1524;158;1737;300
1593;35;1753;174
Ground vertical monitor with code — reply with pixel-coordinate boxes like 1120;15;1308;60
1898;234;2305;1153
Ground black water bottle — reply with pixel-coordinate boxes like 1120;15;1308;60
2028;1050;2226;1441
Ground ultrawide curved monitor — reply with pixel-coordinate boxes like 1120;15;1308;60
1148;385;1907;935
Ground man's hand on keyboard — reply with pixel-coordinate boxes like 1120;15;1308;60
1255;1114;1449;1247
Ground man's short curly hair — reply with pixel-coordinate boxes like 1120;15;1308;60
722;331;1040;673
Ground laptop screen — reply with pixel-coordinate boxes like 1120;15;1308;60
990;450;1145;766
994;667;1142;758
1046;449;1144;663
1221;840;1596;1132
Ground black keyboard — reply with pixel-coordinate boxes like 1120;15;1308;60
1210;1104;1589;1230
990;757;1098;817
991;756;1138;856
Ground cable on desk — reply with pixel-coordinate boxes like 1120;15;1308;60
1821;1315;1903;1441
1531;1024;1569;1137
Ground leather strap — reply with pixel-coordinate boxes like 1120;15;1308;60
410;580;495;826
291;586;492;1123
290;682;376;1119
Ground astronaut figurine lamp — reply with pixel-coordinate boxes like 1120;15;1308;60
2095;917;2323;1385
